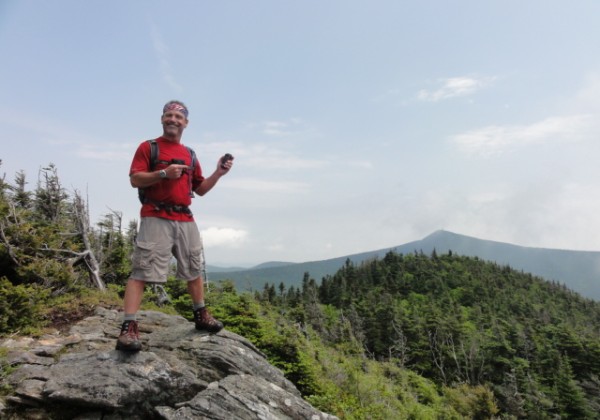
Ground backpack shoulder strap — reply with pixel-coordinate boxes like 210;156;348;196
138;139;159;204
148;139;159;171
186;146;197;171
186;146;197;197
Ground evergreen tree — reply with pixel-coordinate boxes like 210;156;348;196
34;164;68;224
553;355;593;419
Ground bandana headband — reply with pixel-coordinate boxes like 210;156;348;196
163;102;189;118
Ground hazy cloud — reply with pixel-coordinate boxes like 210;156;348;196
198;140;327;170
263;121;294;136
253;118;308;137
450;114;592;157
201;227;248;247
227;178;310;193
245;153;327;170
149;21;182;92
573;72;600;112
348;160;373;169
418;76;495;102
0;108;133;161
462;182;600;251
0;108;82;143
75;143;133;161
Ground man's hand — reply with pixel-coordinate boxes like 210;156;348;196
130;164;191;188
165;164;190;179
217;154;234;174
194;155;234;196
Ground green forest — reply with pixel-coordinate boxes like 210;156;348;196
1;161;600;419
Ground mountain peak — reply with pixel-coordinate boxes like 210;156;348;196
209;231;600;301
423;230;471;241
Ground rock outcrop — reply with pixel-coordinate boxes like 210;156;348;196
0;307;337;419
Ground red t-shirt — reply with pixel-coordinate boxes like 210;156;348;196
129;137;204;221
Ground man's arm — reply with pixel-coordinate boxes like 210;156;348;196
194;156;233;196
130;164;190;188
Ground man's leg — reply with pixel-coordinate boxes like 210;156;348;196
187;276;205;304
117;217;173;351
116;279;146;351
175;221;223;333
189;276;223;333
124;279;146;314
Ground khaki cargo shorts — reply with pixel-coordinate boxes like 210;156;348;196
130;217;204;283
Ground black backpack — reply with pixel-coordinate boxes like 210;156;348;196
138;139;198;204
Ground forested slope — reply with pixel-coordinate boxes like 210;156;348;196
263;251;600;418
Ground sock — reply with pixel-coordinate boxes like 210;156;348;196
193;302;206;311
123;313;137;323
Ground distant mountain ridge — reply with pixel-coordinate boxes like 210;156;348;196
207;230;600;301
206;261;293;273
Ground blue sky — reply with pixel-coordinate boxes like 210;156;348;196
2;1;600;267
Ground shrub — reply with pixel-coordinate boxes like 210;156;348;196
0;276;49;335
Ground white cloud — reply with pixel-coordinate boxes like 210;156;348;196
404;180;600;252
572;72;600;113
450;114;593;157
201;227;248;247
418;76;495;102
239;118;317;139
266;243;284;252
198;140;327;170
75;142;134;161
245;154;327;170
348;160;373;169
0;108;134;162
77;149;131;161
227;178;310;193
149;20;182;92
0;108;82;142
260;118;306;136
263;121;290;136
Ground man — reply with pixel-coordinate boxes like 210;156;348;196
116;100;233;352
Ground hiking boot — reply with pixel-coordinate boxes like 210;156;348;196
194;307;223;333
116;320;142;352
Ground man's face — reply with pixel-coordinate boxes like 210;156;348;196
161;110;188;139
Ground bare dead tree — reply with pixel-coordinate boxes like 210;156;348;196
428;328;448;384
462;334;487;384
151;284;171;306
389;319;411;367
72;190;105;291
0;218;20;268
95;208;123;268
446;334;466;383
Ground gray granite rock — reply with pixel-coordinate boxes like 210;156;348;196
0;307;337;420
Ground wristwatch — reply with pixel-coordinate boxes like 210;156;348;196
159;169;167;178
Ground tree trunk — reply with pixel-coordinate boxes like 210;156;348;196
73;191;105;291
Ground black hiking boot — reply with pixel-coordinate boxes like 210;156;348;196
193;307;224;333
116;320;142;352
